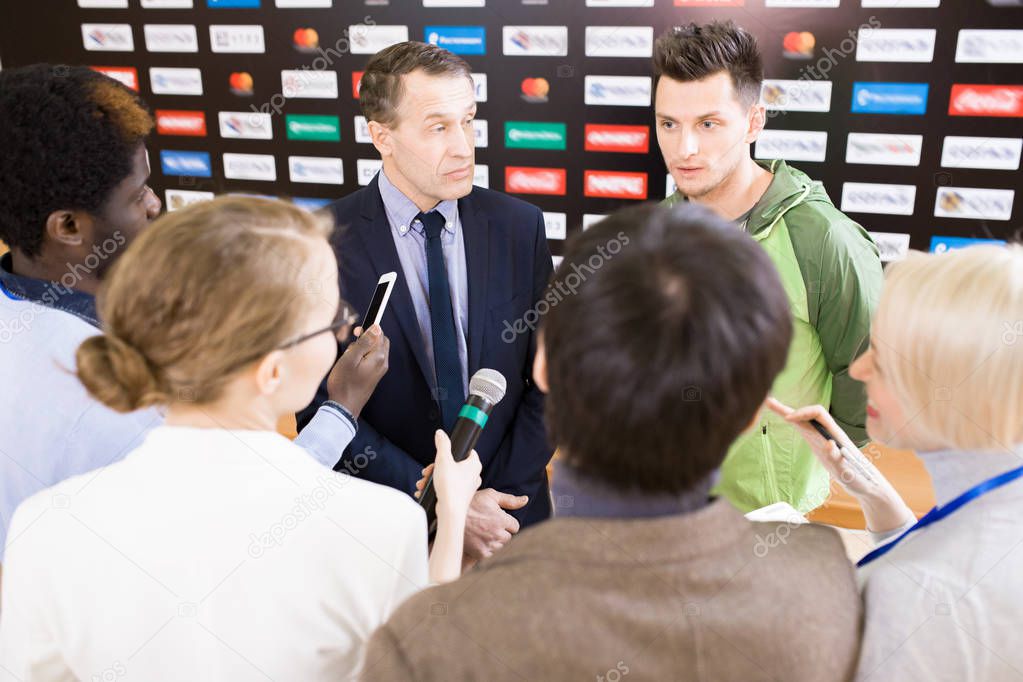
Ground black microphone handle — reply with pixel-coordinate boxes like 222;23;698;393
419;394;493;530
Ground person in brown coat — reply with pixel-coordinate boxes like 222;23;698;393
360;202;862;681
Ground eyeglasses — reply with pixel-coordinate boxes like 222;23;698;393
275;302;357;351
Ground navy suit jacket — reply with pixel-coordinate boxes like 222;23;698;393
299;175;555;527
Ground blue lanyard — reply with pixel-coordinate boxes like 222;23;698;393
858;464;1023;568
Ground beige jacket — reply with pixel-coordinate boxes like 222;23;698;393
361;498;861;681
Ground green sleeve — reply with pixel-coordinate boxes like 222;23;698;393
811;215;883;445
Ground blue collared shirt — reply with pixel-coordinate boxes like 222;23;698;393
0;253;355;561
377;169;469;396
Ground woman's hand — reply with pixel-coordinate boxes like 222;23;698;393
424;430;482;585
765;397;915;534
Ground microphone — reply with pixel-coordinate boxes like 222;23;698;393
419;368;507;529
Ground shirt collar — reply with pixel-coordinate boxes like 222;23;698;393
377;168;457;238
0;252;100;328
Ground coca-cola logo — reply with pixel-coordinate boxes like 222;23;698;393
584;124;649;153
584;171;648;199
949;85;1023;117
505;167;566;195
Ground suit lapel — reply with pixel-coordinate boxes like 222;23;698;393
460;191;489;377
354;176;435;390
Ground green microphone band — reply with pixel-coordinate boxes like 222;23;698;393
458;404;489;428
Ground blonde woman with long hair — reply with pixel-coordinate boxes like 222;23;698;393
771;244;1023;681
0;197;481;681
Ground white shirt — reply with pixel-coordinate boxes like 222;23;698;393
0;290;356;563
0;425;428;681
857;446;1023;681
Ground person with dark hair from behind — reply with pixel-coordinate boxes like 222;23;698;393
0;65;386;583
360;203;862;681
653;21;883;514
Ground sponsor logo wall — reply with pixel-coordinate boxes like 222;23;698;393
1;1;1020;257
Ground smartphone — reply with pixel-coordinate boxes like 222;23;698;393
360;271;397;331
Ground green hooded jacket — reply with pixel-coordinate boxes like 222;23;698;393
664;159;883;512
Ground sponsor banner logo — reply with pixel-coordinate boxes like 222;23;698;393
505;121;566;150
930;236;1006;253
840;182;917;215
276;0;331;6
79;0;128;6
503;26;568;57
282;70;338;99
584;170;648;200
856;28;936;63
354;116;372;144
676;0;745;5
505;166;566;195
293;28;319;52
425;26;486;55
935;187;1015;220
863;0;939;5
224;153;277;181
473;119;488;148
82;24;134;52
851;82;929;115
150;67;203;95
144;24;198;52
351;25;410;54
783;31;815;59
219;111;272;139
521;77;549;102
765;0;838;5
92;66;139;91
761;80;832;112
286;114;341;142
166;189;214;211
666;174;677;199
585;75;651;107
208;0;260;7
161;150;212;177
472;73;488;102
755;129;828;163
583;214;608;230
584;124;649;153
357;159;382;186
955;29;1023;63
586;0;652;4
584;26;653;58
210;25;265;53
289;156;344;185
542;212;567;240
352;71;363;99
156;110;207;136
474;164;489;188
229;71;254;96
941;136;1022;170
142;0;194;6
292;197;332;211
949;84;1023;118
869;232;911;263
845;133;923;166
424;0;485;5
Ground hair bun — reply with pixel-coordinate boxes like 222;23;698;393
75;334;166;413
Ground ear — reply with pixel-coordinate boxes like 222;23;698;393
44;209;92;248
253;349;287;396
745;103;767;144
368;120;393;159
532;332;549;394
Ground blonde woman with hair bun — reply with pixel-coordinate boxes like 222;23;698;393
770;243;1023;681
0;196;482;681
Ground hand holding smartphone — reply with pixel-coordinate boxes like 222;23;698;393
357;272;397;335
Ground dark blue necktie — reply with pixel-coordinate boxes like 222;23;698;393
418;211;463;431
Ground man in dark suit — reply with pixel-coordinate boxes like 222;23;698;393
301;41;554;560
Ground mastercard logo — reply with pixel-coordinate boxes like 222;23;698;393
293;28;319;52
783;32;815;59
229;71;254;96
521;77;549;103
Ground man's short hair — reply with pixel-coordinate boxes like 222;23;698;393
358;41;473;127
543;203;792;494
0;64;153;258
653;21;764;108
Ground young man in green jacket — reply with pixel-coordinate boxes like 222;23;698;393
654;21;883;512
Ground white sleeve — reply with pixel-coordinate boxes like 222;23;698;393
294;404;358;468
0;505;73;682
